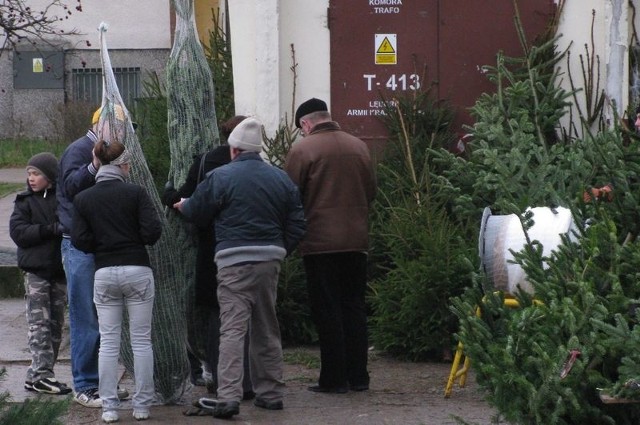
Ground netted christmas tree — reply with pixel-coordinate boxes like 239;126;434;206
165;0;219;369
95;23;190;402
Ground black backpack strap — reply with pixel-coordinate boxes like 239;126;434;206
197;152;207;183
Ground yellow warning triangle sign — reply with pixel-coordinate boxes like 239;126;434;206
377;37;395;54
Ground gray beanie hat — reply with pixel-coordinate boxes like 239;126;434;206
26;152;58;183
227;117;263;153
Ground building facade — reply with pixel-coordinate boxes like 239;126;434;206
2;0;638;142
0;0;173;139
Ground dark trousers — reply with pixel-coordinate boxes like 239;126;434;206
304;252;369;388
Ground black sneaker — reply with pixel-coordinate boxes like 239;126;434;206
24;381;34;391
213;401;240;419
254;398;283;410
32;378;72;395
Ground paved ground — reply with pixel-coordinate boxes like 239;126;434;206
0;296;496;424
0;167;498;424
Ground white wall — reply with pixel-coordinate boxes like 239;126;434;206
228;0;330;134
556;0;608;135
279;0;330;121
556;0;636;135
227;0;280;131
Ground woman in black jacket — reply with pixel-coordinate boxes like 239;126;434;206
72;140;162;423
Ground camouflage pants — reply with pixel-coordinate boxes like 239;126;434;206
24;272;67;383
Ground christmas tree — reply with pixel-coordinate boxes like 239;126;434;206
437;6;640;424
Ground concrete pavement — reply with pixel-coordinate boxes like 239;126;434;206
1;291;496;424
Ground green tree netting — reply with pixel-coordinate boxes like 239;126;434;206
95;22;190;403
166;0;220;368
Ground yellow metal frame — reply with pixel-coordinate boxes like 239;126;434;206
444;297;522;398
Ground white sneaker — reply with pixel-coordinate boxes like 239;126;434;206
102;410;119;423
133;410;150;421
74;388;102;408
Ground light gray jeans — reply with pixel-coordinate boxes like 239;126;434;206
94;265;155;413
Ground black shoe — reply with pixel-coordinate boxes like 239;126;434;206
191;375;206;386
117;385;130;400
213;401;240;419
196;397;216;410
254;398;283;410
242;390;256;400
307;384;348;394
32;378;73;395
349;383;369;391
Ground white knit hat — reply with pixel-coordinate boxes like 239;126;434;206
227;117;263;153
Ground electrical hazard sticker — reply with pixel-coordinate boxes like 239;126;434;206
32;58;44;73
375;34;397;65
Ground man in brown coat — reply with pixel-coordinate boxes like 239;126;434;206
284;98;377;393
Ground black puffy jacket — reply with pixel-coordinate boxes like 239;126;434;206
9;186;64;280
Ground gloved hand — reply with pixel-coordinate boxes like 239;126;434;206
161;181;180;207
52;222;63;236
41;222;63;238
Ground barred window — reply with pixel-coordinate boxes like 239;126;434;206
72;67;141;106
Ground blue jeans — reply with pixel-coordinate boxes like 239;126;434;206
61;238;100;392
94;265;155;412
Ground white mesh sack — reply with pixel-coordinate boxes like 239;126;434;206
479;206;577;295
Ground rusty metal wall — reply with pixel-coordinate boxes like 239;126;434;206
329;0;555;147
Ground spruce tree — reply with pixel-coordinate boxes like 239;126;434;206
438;9;640;425
369;87;476;360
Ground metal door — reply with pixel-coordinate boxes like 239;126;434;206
329;0;555;148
